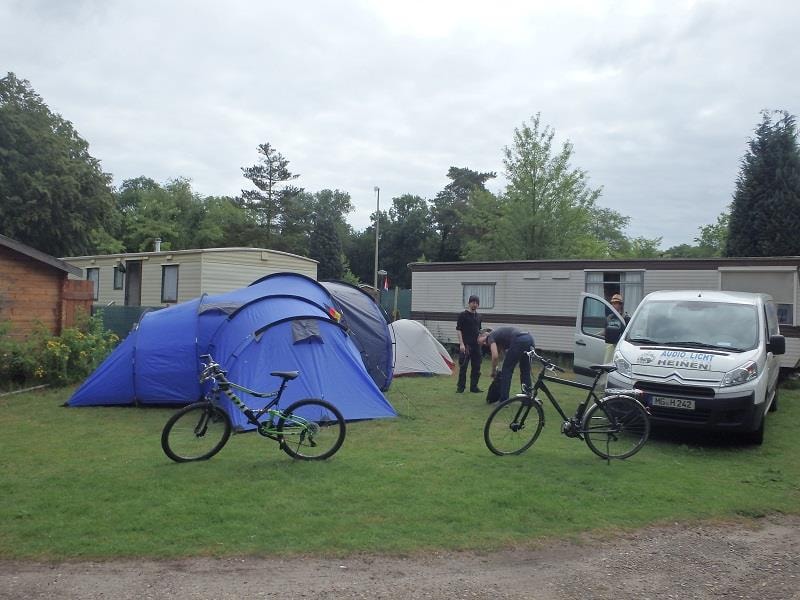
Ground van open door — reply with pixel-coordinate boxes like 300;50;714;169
573;293;625;386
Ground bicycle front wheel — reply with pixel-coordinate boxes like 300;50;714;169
484;395;544;456
582;395;650;460
277;399;346;460
161;402;232;463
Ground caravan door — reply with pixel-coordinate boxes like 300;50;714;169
573;293;625;385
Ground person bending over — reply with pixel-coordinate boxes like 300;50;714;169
478;326;534;403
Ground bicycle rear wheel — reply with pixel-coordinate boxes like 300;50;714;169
161;402;232;463
484;395;544;456
277;399;346;460
582;395;650;460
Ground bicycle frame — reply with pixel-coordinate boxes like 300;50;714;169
527;360;605;429
204;366;307;440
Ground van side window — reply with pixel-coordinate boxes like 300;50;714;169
580;296;608;338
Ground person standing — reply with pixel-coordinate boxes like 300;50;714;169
478;326;535;403
604;293;631;363
456;295;483;393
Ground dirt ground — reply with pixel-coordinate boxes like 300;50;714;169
1;514;798;600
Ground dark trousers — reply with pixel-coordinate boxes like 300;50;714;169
498;333;534;402
457;342;482;391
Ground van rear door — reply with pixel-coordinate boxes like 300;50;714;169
573;293;625;385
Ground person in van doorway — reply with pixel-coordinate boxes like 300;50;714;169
456;295;483;393
604;293;631;364
478;326;534;403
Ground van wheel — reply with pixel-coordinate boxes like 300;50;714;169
768;389;779;413
745;416;765;445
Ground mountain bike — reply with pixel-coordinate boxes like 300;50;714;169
483;348;650;461
161;354;346;462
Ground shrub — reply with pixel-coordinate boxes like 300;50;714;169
0;315;118;389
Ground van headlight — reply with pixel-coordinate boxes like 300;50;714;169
613;351;632;378
721;361;758;387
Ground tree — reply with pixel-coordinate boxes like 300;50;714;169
309;218;344;280
239;143;302;248
0;72;115;256
727;110;800;256
308;189;354;280
380;194;436;287
663;212;728;258
342;227;377;285
695;212;729;257
461;188;508;260
431;166;496;262
465;114;605;260
113;177;203;251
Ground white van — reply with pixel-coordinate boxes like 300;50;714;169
574;290;785;444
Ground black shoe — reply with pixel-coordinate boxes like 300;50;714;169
456;389;464;393
470;387;483;393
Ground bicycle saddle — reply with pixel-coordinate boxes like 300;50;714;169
271;370;299;380
589;364;618;373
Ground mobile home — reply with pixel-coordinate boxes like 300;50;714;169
63;247;318;308
409;257;800;369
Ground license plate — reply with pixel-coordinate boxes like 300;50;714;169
651;396;695;410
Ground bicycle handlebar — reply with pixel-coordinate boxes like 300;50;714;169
199;353;222;382
525;347;566;373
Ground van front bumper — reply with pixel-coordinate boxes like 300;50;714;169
606;374;761;433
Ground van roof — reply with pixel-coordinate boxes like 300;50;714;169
642;290;772;305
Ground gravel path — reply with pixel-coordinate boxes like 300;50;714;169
1;514;798;599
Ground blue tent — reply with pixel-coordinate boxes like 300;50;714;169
320;280;393;392
68;273;396;430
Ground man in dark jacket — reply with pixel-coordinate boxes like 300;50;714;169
456;295;483;393
478;326;534;403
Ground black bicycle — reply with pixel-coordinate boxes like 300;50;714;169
161;354;346;462
484;348;650;460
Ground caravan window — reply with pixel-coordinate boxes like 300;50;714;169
720;270;796;326
161;265;179;303
462;283;495;309
113;266;124;290
585;271;643;310
86;268;99;301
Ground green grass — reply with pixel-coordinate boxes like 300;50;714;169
1;374;799;560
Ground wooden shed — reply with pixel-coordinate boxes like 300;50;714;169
61;247;318;308
0;234;93;341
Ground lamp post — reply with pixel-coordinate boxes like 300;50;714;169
373;186;380;292
377;269;387;311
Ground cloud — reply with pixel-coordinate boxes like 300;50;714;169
2;0;799;247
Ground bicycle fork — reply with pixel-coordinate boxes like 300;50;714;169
512;396;544;432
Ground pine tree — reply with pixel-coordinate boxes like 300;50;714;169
239;143;301;248
727;110;800;256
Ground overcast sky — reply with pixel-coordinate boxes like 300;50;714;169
3;0;799;249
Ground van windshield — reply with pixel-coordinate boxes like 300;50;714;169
624;300;759;352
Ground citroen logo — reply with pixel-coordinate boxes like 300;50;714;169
639;352;656;365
